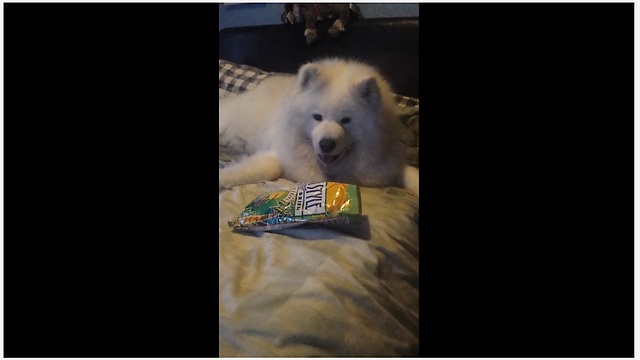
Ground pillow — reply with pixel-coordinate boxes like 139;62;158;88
219;59;271;98
218;59;419;168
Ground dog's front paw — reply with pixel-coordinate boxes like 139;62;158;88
403;166;419;198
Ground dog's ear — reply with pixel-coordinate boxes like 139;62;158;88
297;64;323;90
353;77;380;103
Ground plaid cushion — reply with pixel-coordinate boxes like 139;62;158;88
219;59;420;168
393;94;420;111
219;59;271;98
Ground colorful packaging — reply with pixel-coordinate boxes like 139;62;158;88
228;182;362;231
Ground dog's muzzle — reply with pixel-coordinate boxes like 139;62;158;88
317;138;340;165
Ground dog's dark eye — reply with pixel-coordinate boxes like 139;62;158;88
340;117;351;124
313;114;323;121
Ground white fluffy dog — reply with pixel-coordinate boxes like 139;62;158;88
219;58;419;197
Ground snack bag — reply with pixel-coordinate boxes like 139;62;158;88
228;182;361;231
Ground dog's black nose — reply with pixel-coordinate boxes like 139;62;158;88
319;138;336;153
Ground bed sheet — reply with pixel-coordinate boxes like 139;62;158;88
219;179;419;357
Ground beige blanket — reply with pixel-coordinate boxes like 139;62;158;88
219;179;419;357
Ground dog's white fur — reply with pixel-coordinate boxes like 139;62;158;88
219;58;419;197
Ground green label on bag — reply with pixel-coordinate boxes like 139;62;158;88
228;182;361;231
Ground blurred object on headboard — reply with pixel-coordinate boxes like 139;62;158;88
218;17;419;99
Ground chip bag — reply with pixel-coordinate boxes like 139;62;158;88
228;182;361;231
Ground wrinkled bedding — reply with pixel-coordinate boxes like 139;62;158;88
219;178;419;357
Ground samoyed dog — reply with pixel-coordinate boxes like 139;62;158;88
219;58;419;197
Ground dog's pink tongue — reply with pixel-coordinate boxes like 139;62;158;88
318;154;337;164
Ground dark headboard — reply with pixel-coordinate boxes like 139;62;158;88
218;17;419;99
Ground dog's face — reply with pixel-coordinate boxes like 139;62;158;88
308;109;353;166
291;62;383;167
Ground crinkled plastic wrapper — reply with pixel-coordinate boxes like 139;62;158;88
228;182;362;232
